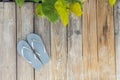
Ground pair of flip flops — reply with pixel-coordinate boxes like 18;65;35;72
17;33;50;70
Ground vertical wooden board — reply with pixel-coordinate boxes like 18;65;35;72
34;16;51;80
82;0;99;80
0;3;3;54
67;13;83;80
97;0;116;80
51;21;67;80
114;0;120;35
17;3;34;80
0;3;16;80
115;0;120;80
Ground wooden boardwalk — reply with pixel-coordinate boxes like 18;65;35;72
0;0;120;80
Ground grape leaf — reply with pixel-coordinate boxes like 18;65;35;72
43;0;56;3
69;2;83;16
29;0;41;3
65;0;79;3
36;4;43;17
42;2;59;22
55;0;69;26
15;0;24;7
109;0;116;6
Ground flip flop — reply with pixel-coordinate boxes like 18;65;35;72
17;40;43;70
27;33;50;64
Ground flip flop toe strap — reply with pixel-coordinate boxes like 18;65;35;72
31;39;45;63
21;46;35;64
31;39;46;53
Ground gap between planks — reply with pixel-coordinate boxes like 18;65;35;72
0;2;117;80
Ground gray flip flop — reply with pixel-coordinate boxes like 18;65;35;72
27;33;50;64
17;40;43;70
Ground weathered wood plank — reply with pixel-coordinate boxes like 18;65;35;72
115;0;120;80
51;21;67;80
34;16;51;80
114;0;120;35
17;3;34;80
97;0;116;80
67;13;83;80
82;0;99;80
0;3;16;80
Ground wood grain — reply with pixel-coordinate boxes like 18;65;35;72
114;0;120;35
82;0;99;80
0;1;118;80
34;16;51;80
0;3;16;80
67;13;83;80
51;20;67;80
115;0;120;80
17;3;34;80
97;0;116;80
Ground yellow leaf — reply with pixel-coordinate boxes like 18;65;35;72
55;0;69;26
109;0;116;6
69;2;83;16
35;4;43;17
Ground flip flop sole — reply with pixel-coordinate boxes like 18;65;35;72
17;40;43;70
27;33;50;64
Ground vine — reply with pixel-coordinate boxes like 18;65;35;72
15;0;116;26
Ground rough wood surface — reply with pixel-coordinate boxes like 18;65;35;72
97;0;116;80
51;21;67;80
115;0;120;80
0;3;16;80
67;13;83;80
114;0;120;35
0;2;118;80
82;0;99;80
17;3;34;80
34;16;51;80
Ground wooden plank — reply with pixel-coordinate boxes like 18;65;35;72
51;21;67;80
0;2;16;80
34;16;51;80
97;0;116;80
114;0;120;35
115;0;120;80
67;13;83;80
82;0;99;80
17;3;34;80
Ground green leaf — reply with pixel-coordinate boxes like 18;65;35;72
29;0;41;3
109;0;116;6
15;0;24;7
42;2;59;22
36;4;43;17
79;1;83;8
55;0;69;26
65;0;79;3
42;0;56;3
